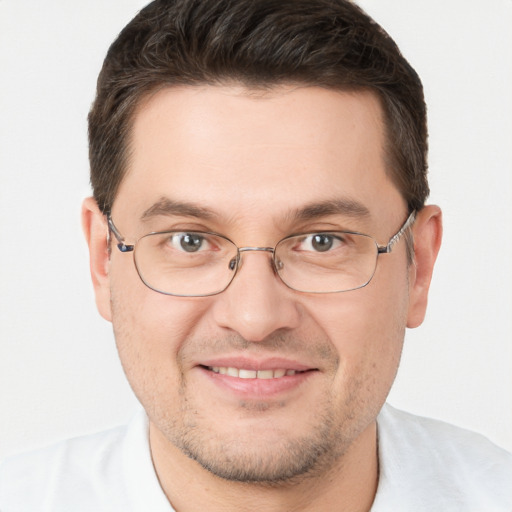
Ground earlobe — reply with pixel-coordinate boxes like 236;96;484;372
81;197;112;322
407;205;443;328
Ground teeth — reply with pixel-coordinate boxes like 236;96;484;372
239;369;257;379
256;370;273;379
227;367;239;377
209;367;301;379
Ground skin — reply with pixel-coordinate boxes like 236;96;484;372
82;85;442;512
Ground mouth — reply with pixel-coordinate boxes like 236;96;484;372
203;366;309;379
197;361;318;398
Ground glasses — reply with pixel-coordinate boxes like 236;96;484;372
107;211;416;297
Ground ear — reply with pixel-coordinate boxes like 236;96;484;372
407;205;443;328
81;197;112;322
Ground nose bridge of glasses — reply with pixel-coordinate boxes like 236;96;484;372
235;246;277;271
238;246;275;254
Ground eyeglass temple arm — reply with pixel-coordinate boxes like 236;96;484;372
377;210;416;254
107;214;135;253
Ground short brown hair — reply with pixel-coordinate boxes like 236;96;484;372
89;0;429;215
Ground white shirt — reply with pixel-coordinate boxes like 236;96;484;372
1;404;511;511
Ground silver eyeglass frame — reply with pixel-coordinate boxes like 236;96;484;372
106;210;416;296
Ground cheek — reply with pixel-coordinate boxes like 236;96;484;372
108;259;212;397
109;253;210;341
307;261;409;393
309;286;407;353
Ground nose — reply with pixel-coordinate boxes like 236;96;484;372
211;248;301;342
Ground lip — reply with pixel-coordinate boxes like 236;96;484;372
195;356;318;398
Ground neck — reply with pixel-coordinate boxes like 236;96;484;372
150;421;379;512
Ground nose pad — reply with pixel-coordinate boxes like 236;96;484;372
228;256;238;271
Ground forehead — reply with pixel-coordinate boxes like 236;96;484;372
115;85;404;232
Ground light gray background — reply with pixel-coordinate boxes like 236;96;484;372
1;0;511;459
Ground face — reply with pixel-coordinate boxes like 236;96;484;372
85;85;436;484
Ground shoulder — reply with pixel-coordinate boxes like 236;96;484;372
0;413;139;511
374;404;512;511
378;403;512;471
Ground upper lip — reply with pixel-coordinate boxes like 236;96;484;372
198;356;316;372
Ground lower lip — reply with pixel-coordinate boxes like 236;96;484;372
198;366;316;398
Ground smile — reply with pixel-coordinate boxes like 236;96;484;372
198;362;318;397
207;367;303;379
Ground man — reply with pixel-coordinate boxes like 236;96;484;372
1;0;510;510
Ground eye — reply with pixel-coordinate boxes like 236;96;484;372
170;233;207;253
299;234;342;253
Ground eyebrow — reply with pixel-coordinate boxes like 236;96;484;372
141;198;218;221
140;196;371;225
292;198;371;222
